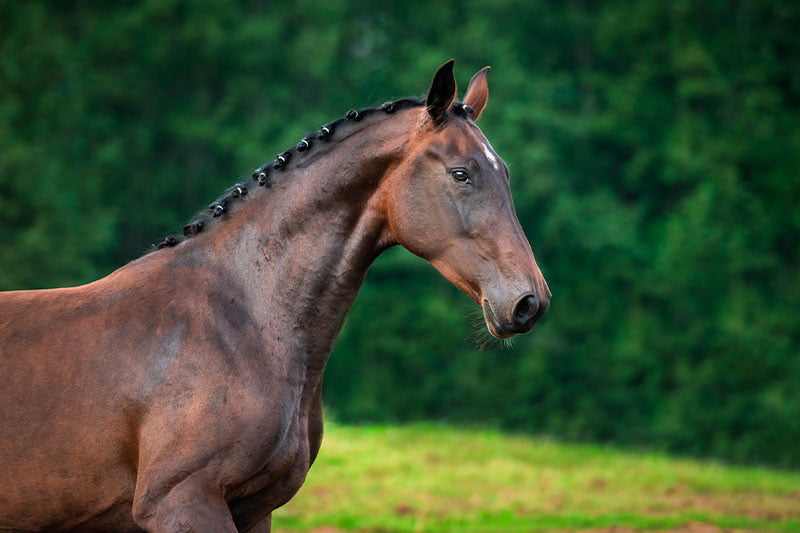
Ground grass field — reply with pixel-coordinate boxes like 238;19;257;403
272;423;800;532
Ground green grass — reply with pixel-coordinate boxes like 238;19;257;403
273;423;800;532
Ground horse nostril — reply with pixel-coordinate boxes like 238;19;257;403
512;294;539;328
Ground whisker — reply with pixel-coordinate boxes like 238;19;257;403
465;308;517;351
466;309;496;350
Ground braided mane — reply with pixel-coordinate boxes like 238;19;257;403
155;96;475;250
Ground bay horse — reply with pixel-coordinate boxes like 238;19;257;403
0;61;550;532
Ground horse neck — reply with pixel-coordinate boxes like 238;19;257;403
175;111;416;372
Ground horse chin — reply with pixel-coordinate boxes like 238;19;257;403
481;300;517;339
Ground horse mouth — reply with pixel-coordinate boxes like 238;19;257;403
481;299;517;339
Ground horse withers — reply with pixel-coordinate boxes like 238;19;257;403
0;61;550;532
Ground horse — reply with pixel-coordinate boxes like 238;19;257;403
0;60;550;532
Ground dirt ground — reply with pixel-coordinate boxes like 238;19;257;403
582;524;784;533
300;523;766;533
565;523;757;533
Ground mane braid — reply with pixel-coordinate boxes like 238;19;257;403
153;96;429;251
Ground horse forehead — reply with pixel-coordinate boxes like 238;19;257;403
437;122;502;170
462;123;502;171
479;138;501;171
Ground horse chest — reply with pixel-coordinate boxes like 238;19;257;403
227;398;322;526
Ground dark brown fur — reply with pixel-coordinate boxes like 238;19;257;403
0;62;550;532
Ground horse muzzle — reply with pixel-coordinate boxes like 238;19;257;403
482;292;550;338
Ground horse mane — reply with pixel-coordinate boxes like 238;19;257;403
154;96;474;251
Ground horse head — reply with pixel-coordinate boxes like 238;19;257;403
383;60;551;338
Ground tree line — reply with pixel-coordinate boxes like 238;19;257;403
1;1;798;467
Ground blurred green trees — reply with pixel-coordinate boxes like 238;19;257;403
1;1;798;467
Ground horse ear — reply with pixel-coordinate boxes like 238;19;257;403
463;66;490;120
426;59;457;125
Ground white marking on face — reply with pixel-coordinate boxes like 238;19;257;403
482;140;500;170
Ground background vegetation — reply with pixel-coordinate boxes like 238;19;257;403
275;423;800;531
1;1;798;467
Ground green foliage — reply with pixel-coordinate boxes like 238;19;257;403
1;2;798;466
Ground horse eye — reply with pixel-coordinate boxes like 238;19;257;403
451;168;470;182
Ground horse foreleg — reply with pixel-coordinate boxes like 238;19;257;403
243;513;271;533
132;471;237;533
